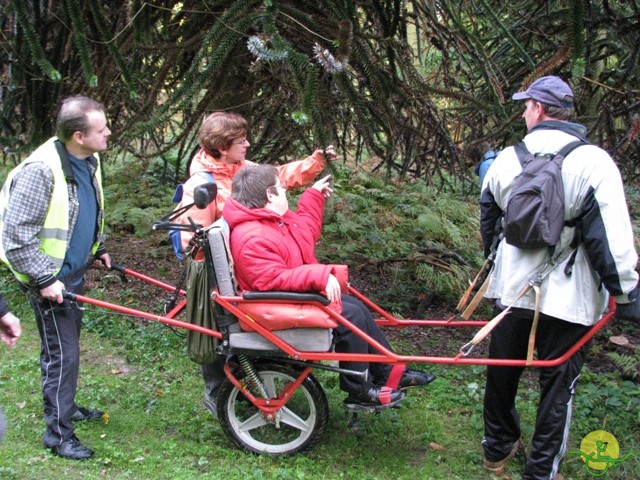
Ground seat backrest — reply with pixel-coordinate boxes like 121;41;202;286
207;218;239;296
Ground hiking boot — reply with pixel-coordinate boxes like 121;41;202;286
398;369;436;389
70;407;104;422
483;438;525;476
50;436;94;460
346;386;405;406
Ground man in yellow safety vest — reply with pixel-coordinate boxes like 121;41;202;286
0;96;112;460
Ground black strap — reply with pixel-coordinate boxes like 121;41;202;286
514;139;588;166
554;139;588;162
558;140;590;275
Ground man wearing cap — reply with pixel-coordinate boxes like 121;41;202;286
479;76;639;479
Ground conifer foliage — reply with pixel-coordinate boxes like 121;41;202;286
1;1;639;180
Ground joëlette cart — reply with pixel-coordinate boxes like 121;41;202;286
64;183;614;455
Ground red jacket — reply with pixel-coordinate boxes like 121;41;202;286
224;188;334;294
223;188;349;331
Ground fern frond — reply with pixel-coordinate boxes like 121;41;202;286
606;351;640;379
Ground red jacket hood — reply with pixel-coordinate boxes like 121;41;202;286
223;196;284;230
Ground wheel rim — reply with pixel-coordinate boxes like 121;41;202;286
225;369;318;454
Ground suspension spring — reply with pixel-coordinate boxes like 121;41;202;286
238;355;269;399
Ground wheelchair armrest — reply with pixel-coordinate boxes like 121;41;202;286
242;291;331;306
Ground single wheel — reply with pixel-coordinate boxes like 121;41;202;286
218;361;329;455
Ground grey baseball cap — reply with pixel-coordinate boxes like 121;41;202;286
512;76;574;108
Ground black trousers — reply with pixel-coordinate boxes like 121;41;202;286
201;358;225;402
482;306;589;480
334;294;393;394
30;281;85;447
201;294;394;399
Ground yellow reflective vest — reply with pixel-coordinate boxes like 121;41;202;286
0;137;104;284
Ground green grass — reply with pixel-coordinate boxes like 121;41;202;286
1;281;638;479
1;164;638;479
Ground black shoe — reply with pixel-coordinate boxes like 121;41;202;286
50;436;94;460
346;386;405;406
399;369;436;389
70;406;104;422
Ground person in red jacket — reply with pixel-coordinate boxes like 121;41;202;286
223;164;435;406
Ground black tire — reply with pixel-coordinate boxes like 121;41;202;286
218;362;329;455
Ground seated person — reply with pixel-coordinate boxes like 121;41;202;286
222;164;435;406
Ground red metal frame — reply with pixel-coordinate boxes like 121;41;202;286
69;267;615;420
72;268;615;368
222;362;313;416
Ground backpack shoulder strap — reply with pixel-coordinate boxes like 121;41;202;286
513;142;530;166
554;140;588;163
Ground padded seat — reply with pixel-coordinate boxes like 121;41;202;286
207;219;332;353
227;327;333;352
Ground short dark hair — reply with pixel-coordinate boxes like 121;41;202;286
199;112;248;158
56;96;105;142
231;164;278;209
536;100;575;121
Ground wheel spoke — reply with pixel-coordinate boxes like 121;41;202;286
219;364;329;455
236;410;268;432
278;406;312;432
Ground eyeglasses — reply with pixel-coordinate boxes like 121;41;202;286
267;182;285;195
232;138;249;145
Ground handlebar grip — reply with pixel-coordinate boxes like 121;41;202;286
62;290;77;301
109;263;129;283
110;263;126;273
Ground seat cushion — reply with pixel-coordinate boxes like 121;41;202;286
229;328;333;352
237;302;338;331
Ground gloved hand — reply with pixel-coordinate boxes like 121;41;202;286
615;286;640;322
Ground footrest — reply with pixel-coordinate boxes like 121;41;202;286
343;393;405;413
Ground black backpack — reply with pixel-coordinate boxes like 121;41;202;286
504;139;587;249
